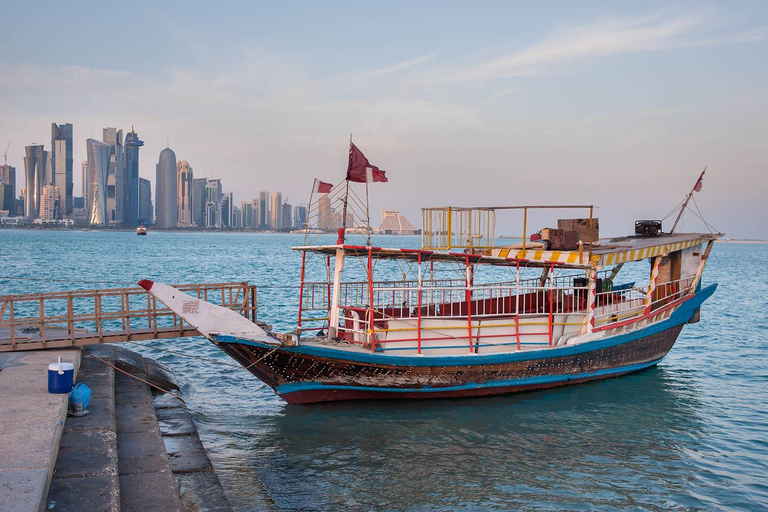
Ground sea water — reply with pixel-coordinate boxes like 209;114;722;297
2;230;767;511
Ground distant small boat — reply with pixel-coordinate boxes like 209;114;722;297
136;225;148;236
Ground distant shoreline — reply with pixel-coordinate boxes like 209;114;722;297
715;240;768;244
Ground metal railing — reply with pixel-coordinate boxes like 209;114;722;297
0;282;258;352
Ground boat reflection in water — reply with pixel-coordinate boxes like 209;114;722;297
232;366;705;510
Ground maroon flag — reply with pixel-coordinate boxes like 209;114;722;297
347;143;388;183
313;179;333;194
693;168;705;192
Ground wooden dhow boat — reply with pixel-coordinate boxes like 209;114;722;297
140;150;720;404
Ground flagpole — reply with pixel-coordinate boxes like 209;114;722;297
305;179;317;245
670;167;706;234
339;135;352;244
365;166;371;247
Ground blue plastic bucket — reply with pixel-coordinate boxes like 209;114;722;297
48;362;74;394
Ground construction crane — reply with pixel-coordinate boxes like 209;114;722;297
3;141;8;166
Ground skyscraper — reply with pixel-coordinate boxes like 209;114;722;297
251;198;261;228
23;145;48;219
40;185;60;221
241;201;252;229
282;201;292;229
123;128;144;226
191;178;207;227
176;160;193;227
259;190;270;228
318;194;333;230
139;178;152;225
270;192;282;230
293;205;307;229
220;192;233;228
155;147;177;229
85;139;111;225
204;179;222;228
102;128;124;224
51;123;73;217
0;164;16;215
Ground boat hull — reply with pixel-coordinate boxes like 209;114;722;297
217;324;681;404
213;284;714;405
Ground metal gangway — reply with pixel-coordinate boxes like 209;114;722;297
0;282;259;352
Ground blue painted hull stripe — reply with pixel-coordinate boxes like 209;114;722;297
275;359;662;395
215;284;716;368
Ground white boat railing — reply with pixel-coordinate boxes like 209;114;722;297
298;272;696;353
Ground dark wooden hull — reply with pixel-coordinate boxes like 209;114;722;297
215;323;684;404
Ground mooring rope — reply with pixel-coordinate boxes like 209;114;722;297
86;352;186;403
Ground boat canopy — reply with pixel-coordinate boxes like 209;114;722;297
293;232;719;270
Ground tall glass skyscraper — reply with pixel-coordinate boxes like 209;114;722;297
51;123;73;217
259;190;270;228
155;147;177;228
102;128;124;224
204;179;222;228
139;178;152;225
85;139;111;225
191;178;207;227
124;127;144;226
23;145;48;219
176;160;193;227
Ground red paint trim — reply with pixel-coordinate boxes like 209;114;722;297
592;294;693;333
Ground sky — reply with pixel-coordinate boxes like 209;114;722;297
1;1;766;238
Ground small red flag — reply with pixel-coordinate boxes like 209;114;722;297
313;179;333;194
347;143;387;183
693;168;705;192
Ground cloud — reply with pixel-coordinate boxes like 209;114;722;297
370;52;439;76
416;8;767;85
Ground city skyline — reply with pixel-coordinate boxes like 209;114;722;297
1;3;767;238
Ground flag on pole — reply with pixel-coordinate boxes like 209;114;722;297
693;168;706;192
347;143;388;183
313;179;333;194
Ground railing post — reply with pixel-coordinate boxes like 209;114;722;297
39;295;46;348
67;292;75;344
9;298;16;350
417;251;422;355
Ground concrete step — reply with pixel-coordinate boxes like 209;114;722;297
47;346;119;511
113;352;183;512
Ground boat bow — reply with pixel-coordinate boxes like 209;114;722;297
137;280;280;345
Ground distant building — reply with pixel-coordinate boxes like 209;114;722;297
191;178;207;227
293;205;307;229
85;139;111;226
103;128;124;225
204;179;222;228
241;201;253;229
123;128;144;226
232;204;241;229
23;144;49;219
379;210;416;234
0;164;15;214
155;147;177;229
282;201;292;229
51;123;74;217
139;178;152;225
40;185;60;221
259;190;270;228
317;195;334;230
251;198;261;228
220;192;233;228
176;160;193;227
269;192;282;230
73;196;85;209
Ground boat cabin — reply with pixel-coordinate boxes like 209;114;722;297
293;205;718;356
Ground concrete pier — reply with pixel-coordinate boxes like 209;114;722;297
0;349;80;512
0;346;231;512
